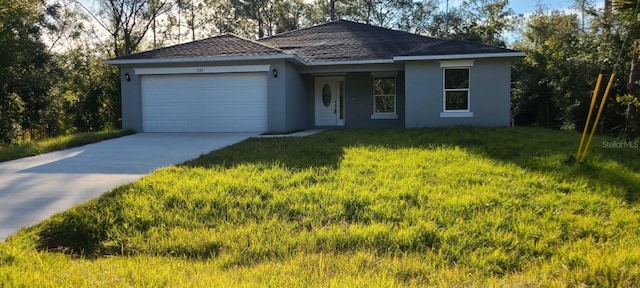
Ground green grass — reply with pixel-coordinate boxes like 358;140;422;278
0;130;136;162
1;127;639;286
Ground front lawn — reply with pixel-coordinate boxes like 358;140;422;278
1;127;639;286
0;130;135;162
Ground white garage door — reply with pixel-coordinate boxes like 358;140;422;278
141;73;268;132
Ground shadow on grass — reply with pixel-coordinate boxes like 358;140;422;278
182;127;640;203
180;132;347;170
30;127;639;258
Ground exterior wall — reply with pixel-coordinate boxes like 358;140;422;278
267;60;307;132
344;72;404;128
117;59;289;132
118;57;513;132
119;67;143;131
266;60;286;132
284;62;307;132
305;70;405;129
405;58;512;127
303;75;315;128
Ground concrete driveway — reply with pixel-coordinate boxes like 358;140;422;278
0;133;256;241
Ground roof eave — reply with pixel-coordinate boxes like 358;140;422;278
104;52;526;66
393;52;526;61
105;54;305;65
307;59;395;66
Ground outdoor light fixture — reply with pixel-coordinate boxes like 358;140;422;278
272;68;278;78
124;72;131;82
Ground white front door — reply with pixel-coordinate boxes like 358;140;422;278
315;77;345;126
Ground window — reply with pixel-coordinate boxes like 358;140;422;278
443;68;470;112
373;76;396;115
440;60;473;118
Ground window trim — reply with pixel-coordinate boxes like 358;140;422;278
442;67;472;115
439;60;475;68
372;76;397;118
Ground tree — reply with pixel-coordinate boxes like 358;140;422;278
451;0;516;46
395;0;438;34
79;0;171;56
231;0;270;38
419;0;515;45
231;0;308;38
513;11;597;128
611;0;640;139
274;0;306;33
172;0;245;42
42;0;86;53
573;0;596;31
512;5;631;133
0;0;60;144
43;0;124;133
303;0;436;32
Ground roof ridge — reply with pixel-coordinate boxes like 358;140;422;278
116;34;232;59
258;19;443;43
113;33;288;60
223;33;290;54
257;20;339;41
440;37;514;51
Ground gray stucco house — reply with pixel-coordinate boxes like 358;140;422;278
106;20;525;133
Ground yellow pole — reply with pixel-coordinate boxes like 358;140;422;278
581;73;616;160
577;74;603;159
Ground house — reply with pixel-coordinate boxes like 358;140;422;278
106;20;525;133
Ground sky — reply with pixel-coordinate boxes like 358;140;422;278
441;0;581;15
509;0;571;14
509;0;575;15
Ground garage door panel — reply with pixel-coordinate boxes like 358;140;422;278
141;73;267;132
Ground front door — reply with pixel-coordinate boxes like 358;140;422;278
315;77;345;126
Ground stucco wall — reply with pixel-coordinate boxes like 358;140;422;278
405;58;512;127
344;72;405;128
305;71;405;129
284;62;307;132
266;60;286;132
118;58;513;132
268;60;307;132
119;67;143;131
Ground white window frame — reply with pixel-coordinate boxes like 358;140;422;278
372;75;398;119
440;60;474;118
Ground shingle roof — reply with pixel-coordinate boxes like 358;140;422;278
258;20;518;62
399;38;516;57
110;20;521;63
111;34;285;61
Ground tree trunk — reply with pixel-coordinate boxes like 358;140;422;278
258;18;264;38
330;0;336;21
153;18;157;47
604;0;612;35
124;28;131;55
626;41;640;140
190;0;195;41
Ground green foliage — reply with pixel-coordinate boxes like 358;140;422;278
51;51;122;132
0;0;59;145
0;0;122;146
1;128;639;286
422;0;515;46
0;130;135;162
512;9;631;133
98;0;172;56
